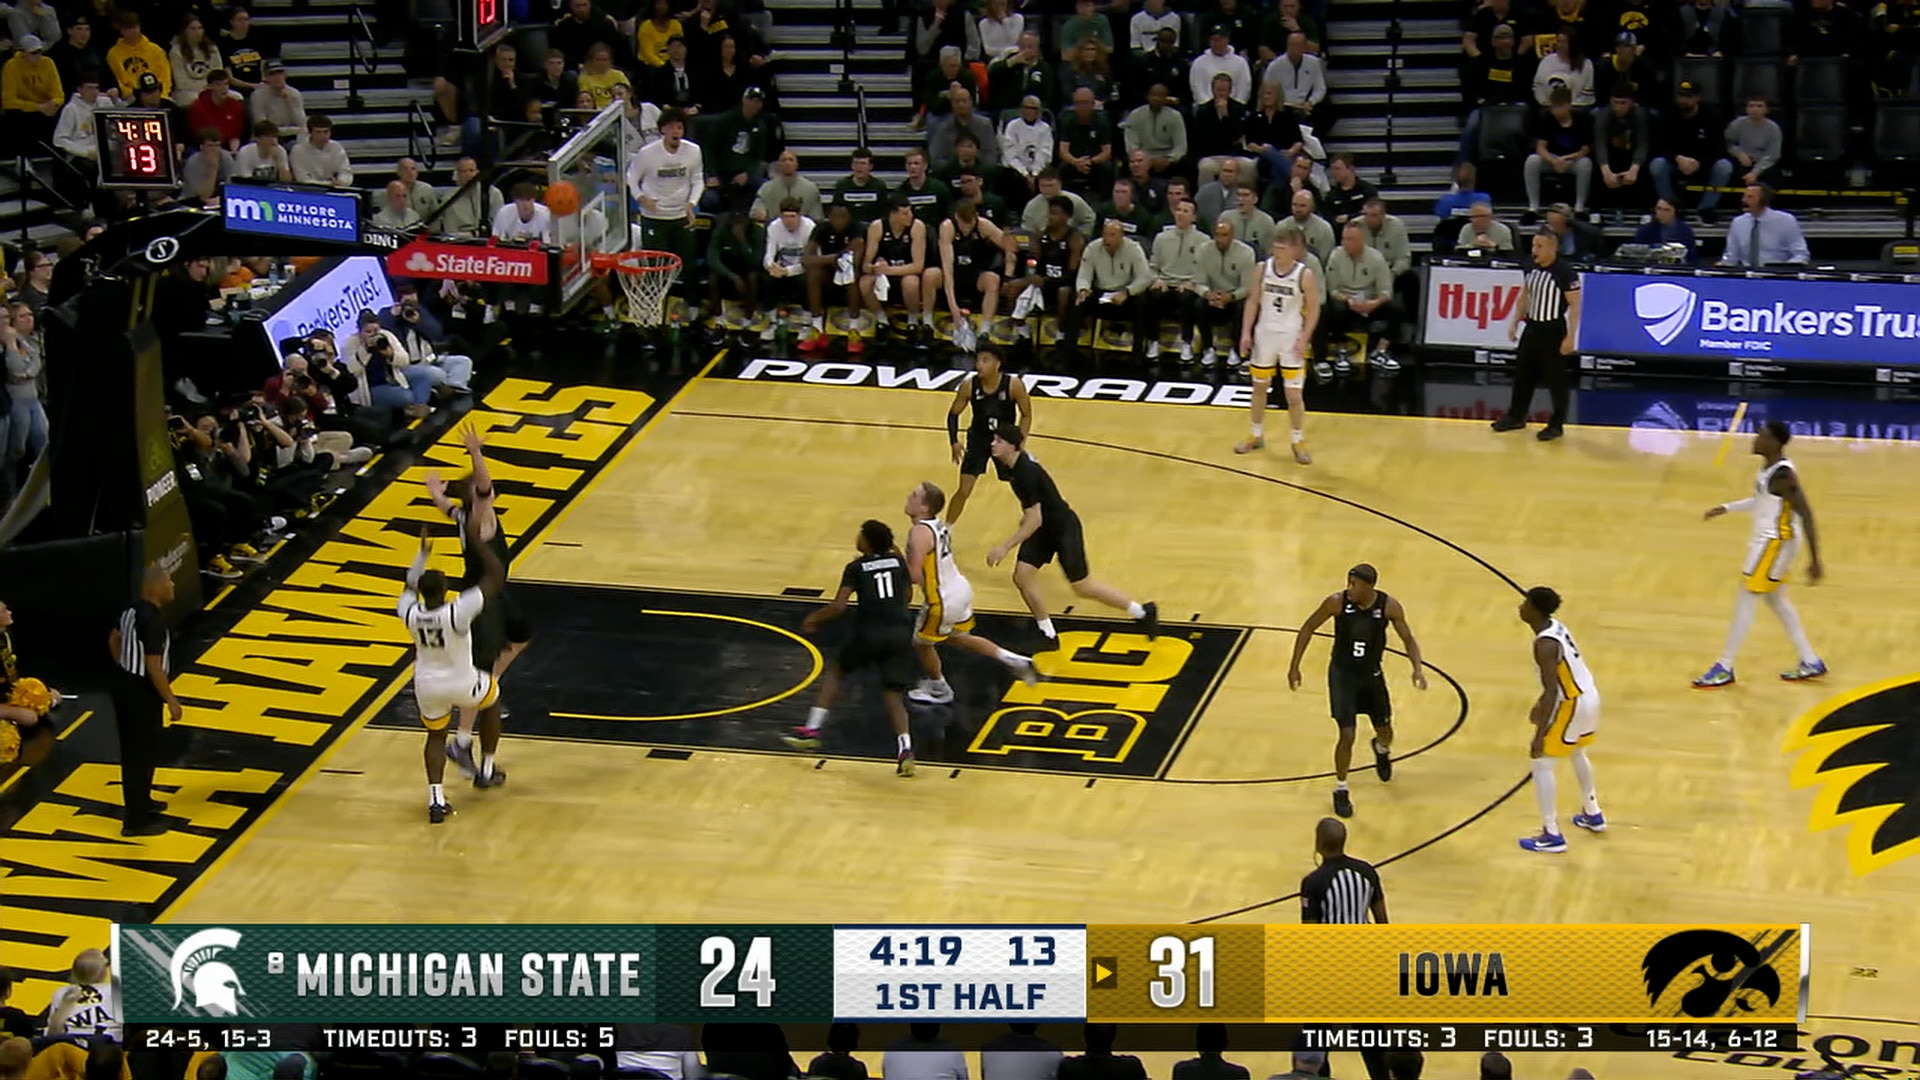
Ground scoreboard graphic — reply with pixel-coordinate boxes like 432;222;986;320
115;923;1808;1054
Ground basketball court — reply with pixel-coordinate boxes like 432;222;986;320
32;360;1920;1076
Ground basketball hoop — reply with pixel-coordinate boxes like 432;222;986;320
591;249;683;328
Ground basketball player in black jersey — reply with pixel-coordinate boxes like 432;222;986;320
1001;197;1084;336
987;425;1158;646
860;196;942;342
802;202;865;354
944;348;1032;525
424;427;532;789
940;198;1015;337
783;519;920;776
1286;564;1427;818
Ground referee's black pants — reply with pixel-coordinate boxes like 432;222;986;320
1504;320;1570;429
109;670;166;825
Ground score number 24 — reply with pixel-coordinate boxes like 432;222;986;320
701;936;776;1008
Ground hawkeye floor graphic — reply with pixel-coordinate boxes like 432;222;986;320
370;584;1248;779
0;378;671;1014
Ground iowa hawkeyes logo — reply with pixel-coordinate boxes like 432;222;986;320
1641;930;1791;1018
1784;674;1920;875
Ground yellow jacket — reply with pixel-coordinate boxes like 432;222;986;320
107;35;170;99
1;53;63;110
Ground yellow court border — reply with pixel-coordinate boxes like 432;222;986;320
157;354;725;922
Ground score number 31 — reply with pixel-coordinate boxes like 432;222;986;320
1150;936;1216;1009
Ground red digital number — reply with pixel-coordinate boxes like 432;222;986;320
476;0;496;25
124;143;158;174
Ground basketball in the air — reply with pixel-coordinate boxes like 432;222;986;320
544;180;580;216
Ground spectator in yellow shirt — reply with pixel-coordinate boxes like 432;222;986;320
636;0;683;66
107;11;171;100
576;42;632;107
2;35;65;147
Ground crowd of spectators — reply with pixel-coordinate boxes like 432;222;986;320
1447;0;1908;265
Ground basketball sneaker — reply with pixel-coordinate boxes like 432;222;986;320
1691;663;1735;689
1234;435;1265;454
1138;601;1159;641
846;334;866;355
1292;440;1313;465
1572;811;1607;833
907;679;955;705
1780;659;1829;682
896;749;916;777
428;801;453;825
447;737;478;779
1373;741;1392;782
1519;830;1568;853
782;727;822;750
1011;657;1042;686
1332;788;1353;818
473;765;508;789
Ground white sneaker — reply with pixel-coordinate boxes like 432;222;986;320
341;447;374;465
907;679;955;705
1179;341;1194;362
1145;340;1161;359
1227;349;1242;368
759;324;777;342
1200;348;1218;368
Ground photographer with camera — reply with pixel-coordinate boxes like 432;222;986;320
265;343;381;461
169;409;284;580
379;284;473;394
342;310;443;421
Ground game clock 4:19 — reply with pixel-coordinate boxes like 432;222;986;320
867;934;1056;966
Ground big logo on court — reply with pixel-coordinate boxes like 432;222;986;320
372;583;1247;779
1784;674;1920;874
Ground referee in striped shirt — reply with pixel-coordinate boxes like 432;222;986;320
1300;817;1387;924
107;565;183;837
1492;229;1581;443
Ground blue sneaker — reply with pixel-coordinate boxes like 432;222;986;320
1692;663;1735;689
1781;659;1829;682
1519;830;1568;854
1573;811;1607;833
446;737;478;779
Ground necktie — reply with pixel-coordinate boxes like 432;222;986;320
676;69;687;94
1746;216;1761;267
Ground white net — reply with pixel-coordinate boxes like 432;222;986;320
606;251;684;327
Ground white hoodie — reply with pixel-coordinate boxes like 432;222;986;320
999;115;1053;178
54;91;101;160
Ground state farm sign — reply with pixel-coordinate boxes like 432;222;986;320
1424;264;1524;349
387;238;550;285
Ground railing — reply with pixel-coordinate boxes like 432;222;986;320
856;85;870;157
345;5;379;111
834;0;856;94
1379;0;1401;186
406;101;438;170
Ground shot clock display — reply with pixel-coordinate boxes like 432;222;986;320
96;109;179;190
115;922;1807;1054
456;0;511;50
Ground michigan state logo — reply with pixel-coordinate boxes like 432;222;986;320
1784;674;1920;875
1641;930;1792;1018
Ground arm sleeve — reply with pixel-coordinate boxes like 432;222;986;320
1299;875;1321;921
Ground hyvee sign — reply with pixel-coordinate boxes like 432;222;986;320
1424;264;1525;349
387;238;550;284
736;358;1260;407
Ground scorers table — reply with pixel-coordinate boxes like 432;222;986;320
117;923;1807;1054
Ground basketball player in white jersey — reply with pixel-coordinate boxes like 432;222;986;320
398;511;506;824
1237;226;1320;463
903;481;1042;704
1517;585;1605;854
1693;419;1827;688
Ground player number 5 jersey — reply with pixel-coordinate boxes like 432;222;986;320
1537;618;1599;707
1750;458;1801;542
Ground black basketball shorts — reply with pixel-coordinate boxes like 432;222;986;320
837;631;919;691
1016;509;1090;583
1328;666;1393;729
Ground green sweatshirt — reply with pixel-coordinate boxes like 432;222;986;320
706;108;771;181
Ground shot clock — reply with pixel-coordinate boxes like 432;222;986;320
831;925;1087;1021
455;0;511;50
96;109;179;190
